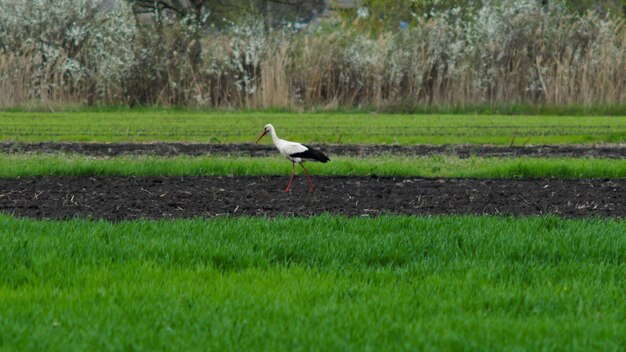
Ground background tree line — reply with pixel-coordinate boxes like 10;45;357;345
124;0;626;30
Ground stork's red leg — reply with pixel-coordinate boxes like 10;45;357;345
299;163;315;193
284;162;296;192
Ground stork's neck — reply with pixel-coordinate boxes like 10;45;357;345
269;128;281;146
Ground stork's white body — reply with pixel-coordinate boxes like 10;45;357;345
269;132;309;163
256;124;329;193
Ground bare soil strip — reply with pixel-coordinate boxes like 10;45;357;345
2;142;625;158
0;176;623;220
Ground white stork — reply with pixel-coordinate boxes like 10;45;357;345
256;124;330;193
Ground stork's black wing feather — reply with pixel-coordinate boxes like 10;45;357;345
290;145;330;163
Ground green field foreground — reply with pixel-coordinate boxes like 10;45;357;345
1;154;625;179
1;110;626;144
0;215;624;351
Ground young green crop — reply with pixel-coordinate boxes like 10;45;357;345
1;215;625;351
1;154;625;179
1;110;626;144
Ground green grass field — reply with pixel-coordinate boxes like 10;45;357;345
1;154;626;179
1;110;626;144
1;215;625;351
2;109;625;350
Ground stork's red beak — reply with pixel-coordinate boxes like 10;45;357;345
256;130;267;143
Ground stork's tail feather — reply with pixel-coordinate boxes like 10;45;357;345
318;151;330;163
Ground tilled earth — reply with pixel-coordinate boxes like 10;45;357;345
2;143;623;220
2;142;626;158
1;176;623;220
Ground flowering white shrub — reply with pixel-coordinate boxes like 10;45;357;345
228;20;267;95
0;0;136;102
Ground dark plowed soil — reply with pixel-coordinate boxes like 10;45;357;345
2;142;625;158
1;176;623;220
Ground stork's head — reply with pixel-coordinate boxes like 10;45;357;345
256;124;274;143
